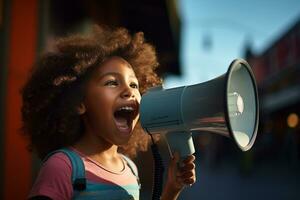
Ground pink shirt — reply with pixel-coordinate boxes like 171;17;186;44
29;149;139;199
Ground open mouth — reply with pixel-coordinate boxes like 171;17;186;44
113;105;138;135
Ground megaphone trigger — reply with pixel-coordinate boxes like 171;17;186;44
164;132;195;159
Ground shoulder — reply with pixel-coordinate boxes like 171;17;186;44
40;152;73;179
44;152;72;170
29;152;73;199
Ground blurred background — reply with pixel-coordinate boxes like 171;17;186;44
0;0;300;199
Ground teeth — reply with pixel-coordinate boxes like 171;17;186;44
118;106;134;111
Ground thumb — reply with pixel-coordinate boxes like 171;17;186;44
171;151;180;166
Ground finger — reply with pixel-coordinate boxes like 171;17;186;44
183;155;195;164
169;151;180;169
179;162;195;172
179;171;195;180
183;177;196;185
175;175;196;187
170;152;182;177
176;168;195;180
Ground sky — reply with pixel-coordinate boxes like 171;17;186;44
164;0;300;88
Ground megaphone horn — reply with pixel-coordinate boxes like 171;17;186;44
140;58;259;159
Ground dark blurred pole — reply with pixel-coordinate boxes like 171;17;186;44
0;0;11;198
2;0;38;199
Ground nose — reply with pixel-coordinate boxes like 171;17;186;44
121;85;135;99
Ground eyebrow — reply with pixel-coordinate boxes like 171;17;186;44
98;72;137;80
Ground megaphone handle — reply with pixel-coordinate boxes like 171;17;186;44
165;132;195;160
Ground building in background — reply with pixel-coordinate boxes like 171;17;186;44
246;18;300;164
43;0;182;76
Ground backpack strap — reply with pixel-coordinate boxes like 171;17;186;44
121;154;141;189
43;148;86;191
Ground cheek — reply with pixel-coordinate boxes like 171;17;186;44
135;92;141;120
84;91;114;120
136;91;141;103
87;89;114;106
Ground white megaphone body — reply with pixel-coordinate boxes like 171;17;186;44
140;59;259;159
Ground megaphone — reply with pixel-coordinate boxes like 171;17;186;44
140;59;259;159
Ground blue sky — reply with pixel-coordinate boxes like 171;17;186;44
164;0;300;88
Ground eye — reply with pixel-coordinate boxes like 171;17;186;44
104;80;118;87
130;82;139;89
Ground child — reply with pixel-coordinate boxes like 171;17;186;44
22;25;196;200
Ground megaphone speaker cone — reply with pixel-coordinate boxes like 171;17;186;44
225;59;259;151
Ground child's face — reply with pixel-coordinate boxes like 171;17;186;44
81;57;141;145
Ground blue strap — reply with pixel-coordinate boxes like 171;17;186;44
43;148;86;191
121;155;141;189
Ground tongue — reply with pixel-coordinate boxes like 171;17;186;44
115;117;129;129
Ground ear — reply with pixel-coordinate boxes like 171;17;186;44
77;103;86;115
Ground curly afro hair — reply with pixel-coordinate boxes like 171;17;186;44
21;25;162;159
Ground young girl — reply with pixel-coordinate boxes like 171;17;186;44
22;25;196;200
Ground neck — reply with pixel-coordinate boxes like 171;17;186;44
73;119;125;172
74;129;119;159
73;133;125;172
